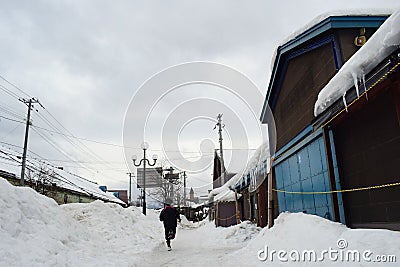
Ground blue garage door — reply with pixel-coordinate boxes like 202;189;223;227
275;136;333;219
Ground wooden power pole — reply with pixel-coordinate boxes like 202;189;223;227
20;98;39;186
215;114;226;185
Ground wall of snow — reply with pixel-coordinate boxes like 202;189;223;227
230;212;400;266
0;178;162;266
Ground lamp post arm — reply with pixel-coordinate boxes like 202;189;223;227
147;159;157;166
132;158;146;167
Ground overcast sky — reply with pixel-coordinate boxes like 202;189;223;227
0;0;398;200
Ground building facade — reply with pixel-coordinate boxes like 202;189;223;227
260;13;400;230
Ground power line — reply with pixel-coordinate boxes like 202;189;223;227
33;107;124;178
0;105;26;121
0;74;31;98
31;127;100;176
0;84;20;100
0;124;21;140
0;115;25;124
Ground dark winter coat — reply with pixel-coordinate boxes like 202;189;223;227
160;205;180;229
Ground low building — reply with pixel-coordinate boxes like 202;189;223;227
0;169;125;206
108;190;129;205
234;142;270;227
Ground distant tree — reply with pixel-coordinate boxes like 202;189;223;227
28;164;56;196
147;160;183;206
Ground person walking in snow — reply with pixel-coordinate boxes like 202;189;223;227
159;198;180;251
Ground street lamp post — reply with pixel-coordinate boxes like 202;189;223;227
132;142;158;215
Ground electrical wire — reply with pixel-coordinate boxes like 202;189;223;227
0;74;31;98
0;84;20;100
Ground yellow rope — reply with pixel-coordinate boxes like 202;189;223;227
274;62;400;162
321;61;400;129
273;180;400;195
216;213;238;221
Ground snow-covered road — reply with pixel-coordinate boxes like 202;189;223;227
1;178;400;267
141;220;259;266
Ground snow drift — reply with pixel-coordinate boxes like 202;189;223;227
0;178;162;267
230;212;400;266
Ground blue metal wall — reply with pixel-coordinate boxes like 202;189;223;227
275;136;334;219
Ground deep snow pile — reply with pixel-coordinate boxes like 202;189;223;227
208;220;261;245
0;178;162;266
230;212;400;266
62;200;162;253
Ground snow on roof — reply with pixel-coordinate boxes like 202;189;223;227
51;168;124;205
314;9;400;116
190;202;206;209
209;172;242;202
243;141;270;175
209;142;271;202
213;189;241;203
270;9;394;72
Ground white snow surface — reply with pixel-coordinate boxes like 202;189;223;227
314;9;400;116
2;177;400;266
231;212;400;266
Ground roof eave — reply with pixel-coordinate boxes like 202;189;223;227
260;15;388;123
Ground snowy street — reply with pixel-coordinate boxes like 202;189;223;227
0;178;261;267
140;221;256;266
2;178;400;266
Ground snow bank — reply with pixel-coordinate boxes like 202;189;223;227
193;220;261;246
314;9;400;116
62;200;162;252
230;212;400;266
213;221;261;245
0;178;163;266
179;215;205;229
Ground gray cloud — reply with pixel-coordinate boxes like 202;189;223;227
0;0;398;195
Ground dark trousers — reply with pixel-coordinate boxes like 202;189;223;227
164;227;176;246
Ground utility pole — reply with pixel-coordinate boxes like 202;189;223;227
183;171;187;206
167;167;174;201
215;113;226;185
127;172;134;205
20;98;39;186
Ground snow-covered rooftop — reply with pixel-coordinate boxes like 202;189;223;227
209;172;243;202
314;9;400;116
271;9;394;72
51;168;125;204
209;142;270;202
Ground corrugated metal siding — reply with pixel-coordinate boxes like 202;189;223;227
275;136;334;219
333;87;400;228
